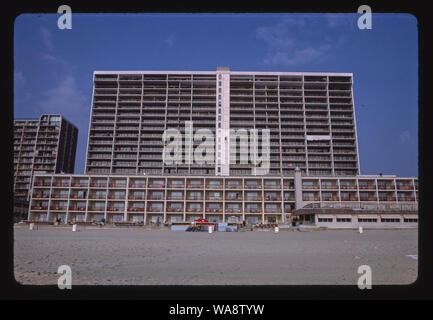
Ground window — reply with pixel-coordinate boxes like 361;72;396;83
170;203;182;209
208;203;220;210
318;218;333;222
358;218;377;223
336;218;351;222
403;218;418;223
381;218;400;223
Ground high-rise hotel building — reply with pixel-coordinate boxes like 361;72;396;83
86;68;359;177
13;114;78;201
26;68;418;227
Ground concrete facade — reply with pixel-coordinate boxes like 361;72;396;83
28;173;418;226
13;114;78;202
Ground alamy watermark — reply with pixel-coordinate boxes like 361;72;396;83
357;265;372;290
162;121;270;175
57;264;72;289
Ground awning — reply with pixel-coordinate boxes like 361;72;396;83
380;214;403;219
334;215;353;219
317;214;334;219
358;214;379;219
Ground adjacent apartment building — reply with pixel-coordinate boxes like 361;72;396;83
13;114;78;220
25;68;418;228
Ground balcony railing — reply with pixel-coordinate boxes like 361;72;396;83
69;206;86;211
128;195;145;200
34;182;51;186
71;182;89;187
244;185;262;189
264;196;281;201
32;193;50;198
377;185;395;190
31;206;48;210
340;197;359;201
185;195;202;200
302;197;320;201
107;195;126;199
359;197;378;201
88;207;105;211
127;207;145;212
245;209;262;213
107;207;124;211
167;196;184;200
358;185;376;189
89;195;106;199
340;185;357;189
396;185;414;190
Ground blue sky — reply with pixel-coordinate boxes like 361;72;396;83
14;13;418;177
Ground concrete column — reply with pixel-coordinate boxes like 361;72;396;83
294;167;303;210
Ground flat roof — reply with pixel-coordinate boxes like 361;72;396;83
93;70;353;77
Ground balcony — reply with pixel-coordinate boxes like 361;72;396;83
302;197;320;201
167;184;185;188
340;185;357;190
128;195;145;200
129;184;146;188
206;196;222;201
107;207;124;212
206;184;223;189
31;206;48;210
88;207;105;211
245;209;262;214
340;197;359;201
398;197;416;202
358;184;376;190
148;183;164;188
244;184;262;189
264;196;281;201
127;207;145;212
34;181;51;187
147;195;164;200
245;197;262;201
49;206;67;211
71;182;89;187
167;207;184;212
321;185;339;189
107;195;126;200
70;194;87;199
283;184;295;189
32;193;50;199
52;182;70;187
396;185;414;190
225;208;242;213
51;194;69;199
378;197;397;202
89;195;106;199
377;184;395;190
69;206;86;211
359;197;378;201
167;196;184;200
187;184;204;188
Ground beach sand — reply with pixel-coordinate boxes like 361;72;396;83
13;227;418;285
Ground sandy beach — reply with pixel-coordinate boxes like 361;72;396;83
13;227;418;285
